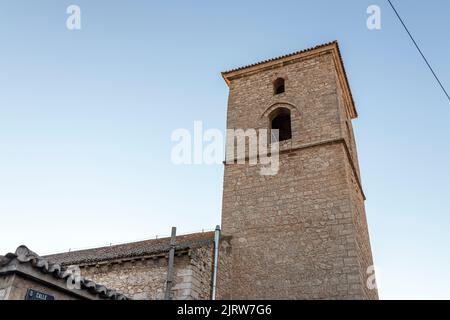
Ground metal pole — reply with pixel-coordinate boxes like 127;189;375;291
211;225;221;300
164;226;177;300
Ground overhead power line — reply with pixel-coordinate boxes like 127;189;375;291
387;0;450;103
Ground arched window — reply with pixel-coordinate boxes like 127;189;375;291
270;107;292;142
273;78;285;95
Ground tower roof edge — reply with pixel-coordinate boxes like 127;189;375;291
222;41;358;119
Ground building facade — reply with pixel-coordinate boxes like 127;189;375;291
0;246;128;300
219;41;377;300
1;41;377;300
46;231;231;300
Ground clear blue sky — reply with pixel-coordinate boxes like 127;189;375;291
0;0;449;299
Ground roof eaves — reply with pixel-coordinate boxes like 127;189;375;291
221;41;337;80
221;41;358;119
45;231;215;267
0;245;129;300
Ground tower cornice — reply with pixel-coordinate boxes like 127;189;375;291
222;41;358;119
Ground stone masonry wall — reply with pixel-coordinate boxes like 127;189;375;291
80;255;180;300
216;237;233;300
0;274;80;300
346;159;379;299
188;243;214;300
79;247;216;300
77;242;228;300
222;144;365;299
226;53;341;147
220;49;377;299
335;62;378;299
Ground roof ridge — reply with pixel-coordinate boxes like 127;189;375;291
44;231;216;266
222;40;338;75
44;230;215;256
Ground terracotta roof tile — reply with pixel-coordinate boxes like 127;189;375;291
0;245;129;300
45;231;215;266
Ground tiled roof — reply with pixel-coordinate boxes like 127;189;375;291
45;231;215;266
0;245;128;300
222;41;338;75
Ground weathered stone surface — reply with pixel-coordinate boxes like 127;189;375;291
76;241;232;300
219;42;378;300
37;42;378;301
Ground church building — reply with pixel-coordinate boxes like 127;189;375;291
1;41;378;300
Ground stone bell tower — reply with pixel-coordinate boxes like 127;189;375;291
218;42;378;299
